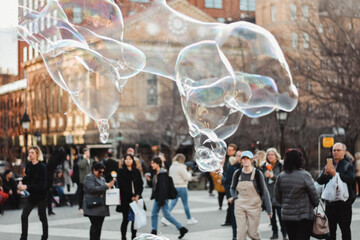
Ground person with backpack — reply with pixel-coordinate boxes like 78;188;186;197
230;151;272;240
145;157;188;239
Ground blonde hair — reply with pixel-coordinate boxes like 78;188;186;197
266;147;281;162
255;150;266;168
28;145;44;161
172;153;186;164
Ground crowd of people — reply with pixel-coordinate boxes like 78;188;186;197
0;141;359;240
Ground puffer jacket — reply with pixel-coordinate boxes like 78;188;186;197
274;169;319;221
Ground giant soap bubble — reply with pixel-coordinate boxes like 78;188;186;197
14;0;298;171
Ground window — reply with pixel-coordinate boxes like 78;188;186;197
34;0;38;10
29;46;33;60
290;4;296;20
240;0;256;11
58;88;63;112
53;10;58;25
303;32;309;48
146;74;158;105
46;14;51;28
302;5;309;20
23;47;28;62
29;0;32;10
40;0;44;7
292;32;298;48
271;5;276;22
205;0;222;9
23;0;27;16
130;0;150;2
73;7;82;24
29;22;33;33
319;23;323;33
49;84;53;113
40;16;45;31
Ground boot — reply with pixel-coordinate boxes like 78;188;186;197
151;230;157;235
131;229;137;239
178;227;188;239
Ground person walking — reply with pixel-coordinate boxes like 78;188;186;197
63;154;72;192
317;142;355;240
230;151;272;240
116;154;143;240
78;148;94;212
145;157;188;239
210;170;226;211
355;152;360;196
262;148;287;240
83;162;115;240
166;153;198;225
18;146;48;240
224;151;242;240
275;149;319;240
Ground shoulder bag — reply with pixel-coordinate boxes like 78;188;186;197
311;200;330;239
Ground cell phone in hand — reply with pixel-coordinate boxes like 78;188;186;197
327;158;333;167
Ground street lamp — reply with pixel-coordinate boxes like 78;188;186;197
21;109;30;162
34;130;41;145
276;109;288;156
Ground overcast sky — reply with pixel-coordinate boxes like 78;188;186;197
0;0;18;76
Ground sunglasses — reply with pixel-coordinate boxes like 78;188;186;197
98;170;105;174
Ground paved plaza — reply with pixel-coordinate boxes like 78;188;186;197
1;187;360;240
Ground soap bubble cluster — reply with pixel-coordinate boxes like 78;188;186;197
15;0;298;172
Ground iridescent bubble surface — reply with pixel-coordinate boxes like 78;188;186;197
14;0;298;172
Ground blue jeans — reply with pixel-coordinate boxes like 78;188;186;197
151;200;182;231
169;187;191;219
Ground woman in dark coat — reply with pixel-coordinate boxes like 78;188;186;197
275;149;319;240
83;162;115;240
117;154;144;240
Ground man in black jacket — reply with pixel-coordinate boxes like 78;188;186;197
18;146;48;240
2;170;20;209
146;157;188;239
318;142;355;240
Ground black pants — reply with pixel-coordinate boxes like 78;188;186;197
21;199;48;240
356;177;360;195
88;216;105;240
326;203;352;240
271;206;287;237
121;205;137;239
47;190;53;214
284;219;313;240
218;192;225;209
206;172;214;193
230;201;237;238
77;183;84;209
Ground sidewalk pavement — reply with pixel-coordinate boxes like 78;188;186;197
1;186;360;240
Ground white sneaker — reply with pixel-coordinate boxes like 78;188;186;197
187;218;198;225
161;217;171;226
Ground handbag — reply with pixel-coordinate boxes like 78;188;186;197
86;196;104;209
130;199;147;229
168;176;177;199
105;187;121;206
321;173;349;202
311;201;330;239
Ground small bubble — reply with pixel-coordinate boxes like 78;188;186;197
136;26;140;30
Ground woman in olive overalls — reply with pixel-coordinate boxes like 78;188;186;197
230;151;272;240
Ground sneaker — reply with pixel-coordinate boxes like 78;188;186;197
270;234;279;239
161;217;171;226
187;218;198;225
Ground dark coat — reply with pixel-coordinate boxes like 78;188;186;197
23;161;48;202
83;173;109;217
149;168;170;207
261;161;283;207
2;176;17;194
117;167;143;210
103;158;119;182
317;157;355;206
223;163;241;199
275;169;319;221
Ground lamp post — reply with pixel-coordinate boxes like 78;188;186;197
21;110;30;163
34;130;41;146
276;109;288;156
